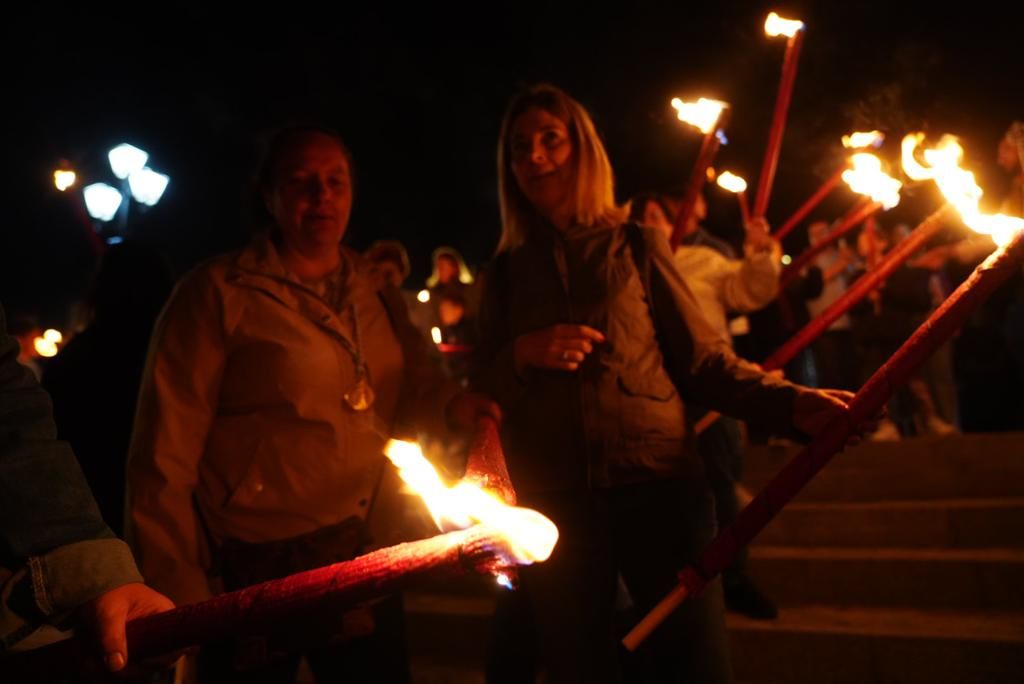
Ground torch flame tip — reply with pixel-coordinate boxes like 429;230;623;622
670;97;727;134
765;11;805;37
382;439;559;565
901;133;1024;246
842;152;902;210
842;130;885;149
716;171;748;194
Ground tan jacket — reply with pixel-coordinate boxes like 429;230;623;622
473;223;810;494
127;234;449;605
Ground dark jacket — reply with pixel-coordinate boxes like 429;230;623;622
473;223;809;494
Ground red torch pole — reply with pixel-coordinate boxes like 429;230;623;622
753;27;805;219
778;198;882;290
2;526;515;680
625;225;1024;651
437;343;474;354
464;415;516;505
737;190;751;227
692;205;952;436
4;420;525;678
765;206;950;370
73;197;106;257
773;164;848;240
671;115;728;250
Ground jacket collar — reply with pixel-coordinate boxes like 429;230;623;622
226;232;371;342
229;232;363;296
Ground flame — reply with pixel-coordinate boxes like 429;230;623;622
841;153;902;210
842;130;884;149
417;289;430;303
33;337;58;358
902;133;1024;246
431;327;443;345
716;171;747;194
384;439;558;565
671;97;727;134
32;329;63;358
53;170;76;192
765;12;804;38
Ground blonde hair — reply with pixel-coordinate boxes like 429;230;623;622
496;84;628;253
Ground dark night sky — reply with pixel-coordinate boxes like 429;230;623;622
3;2;1022;324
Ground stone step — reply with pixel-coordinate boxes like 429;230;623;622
744;433;1024;502
748;546;1024;611
729;605;1024;684
410;659;485;683
403;593;1024;684
753;498;1024;549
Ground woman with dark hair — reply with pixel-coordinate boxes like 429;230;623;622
127;124;493;681
474;84;857;682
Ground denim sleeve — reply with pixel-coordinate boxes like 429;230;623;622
1;539;142;651
0;303;143;650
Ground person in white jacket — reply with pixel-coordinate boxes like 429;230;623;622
632;193;781;342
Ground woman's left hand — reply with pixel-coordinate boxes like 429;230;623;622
792;389;881;447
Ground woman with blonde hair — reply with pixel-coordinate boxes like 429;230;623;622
474;84;856;682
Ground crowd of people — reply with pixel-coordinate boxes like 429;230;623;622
2;86;1021;683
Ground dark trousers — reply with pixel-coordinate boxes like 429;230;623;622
697;415;746;586
197;594;409;683
489;478;732;684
